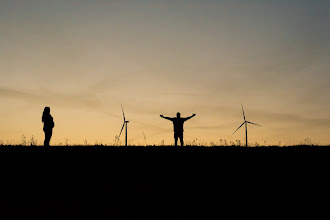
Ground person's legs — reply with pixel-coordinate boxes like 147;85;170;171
44;129;52;146
48;129;53;145
179;135;184;146
44;135;47;146
43;128;46;146
174;133;178;146
44;133;49;146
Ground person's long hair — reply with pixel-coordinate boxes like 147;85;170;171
42;107;50;123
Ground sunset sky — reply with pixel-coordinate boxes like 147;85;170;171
1;0;329;146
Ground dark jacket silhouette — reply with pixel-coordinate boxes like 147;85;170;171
160;112;196;146
42;107;54;146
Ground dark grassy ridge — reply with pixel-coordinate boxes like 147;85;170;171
0;145;329;152
0;145;329;219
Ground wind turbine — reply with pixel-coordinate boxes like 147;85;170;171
117;105;129;146
142;131;147;146
233;105;261;147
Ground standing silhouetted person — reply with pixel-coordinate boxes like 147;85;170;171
42;107;55;146
160;112;196;146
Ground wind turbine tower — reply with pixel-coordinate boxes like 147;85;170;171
233;105;261;147
117;105;129;146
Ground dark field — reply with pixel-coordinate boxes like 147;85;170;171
0;145;330;152
0;145;329;219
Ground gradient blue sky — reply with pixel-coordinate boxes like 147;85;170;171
0;0;329;145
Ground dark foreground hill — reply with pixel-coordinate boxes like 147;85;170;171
0;145;329;219
0;145;329;152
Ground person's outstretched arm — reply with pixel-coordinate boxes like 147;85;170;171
160;114;173;121
183;113;196;121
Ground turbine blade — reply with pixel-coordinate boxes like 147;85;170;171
118;122;125;139
233;122;245;135
247;121;261;126
121;105;126;121
241;104;246;121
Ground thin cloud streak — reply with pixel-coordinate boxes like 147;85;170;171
0;87;102;109
246;110;330;128
159;92;209;97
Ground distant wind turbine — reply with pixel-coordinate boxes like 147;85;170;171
142;131;147;146
117;105;129;146
233;105;261;147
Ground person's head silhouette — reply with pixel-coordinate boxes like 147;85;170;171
43;107;50;115
176;112;181;118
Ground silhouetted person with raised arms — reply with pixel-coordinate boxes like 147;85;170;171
42;107;54;146
160;112;196;146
